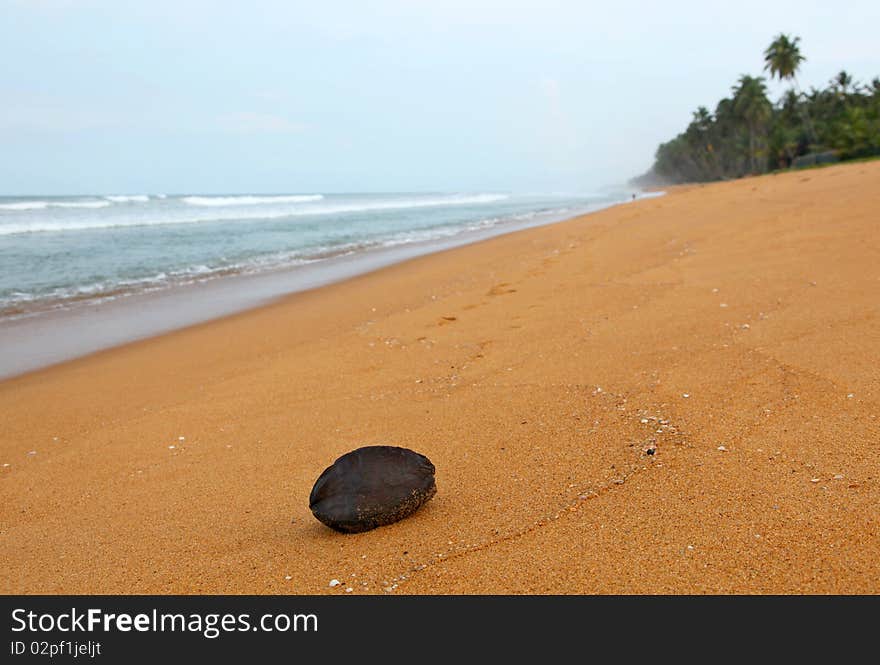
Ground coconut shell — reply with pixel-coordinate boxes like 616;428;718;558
309;446;436;533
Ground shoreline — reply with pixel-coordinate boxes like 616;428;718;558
2;160;878;594
0;196;649;380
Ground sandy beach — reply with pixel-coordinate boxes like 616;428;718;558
1;160;878;594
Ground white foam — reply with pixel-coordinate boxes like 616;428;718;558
283;193;510;216
104;195;150;203
182;194;324;207
0;200;115;211
57;201;112;209
0;201;49;211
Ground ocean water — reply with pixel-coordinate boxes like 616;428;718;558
0;191;636;318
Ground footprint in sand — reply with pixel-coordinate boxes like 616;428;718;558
487;283;517;296
437;316;458;326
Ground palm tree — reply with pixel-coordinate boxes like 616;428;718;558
733;75;772;173
684;106;720;179
832;70;855;97
763;34;805;82
780;89;801;114
763;33;817;145
713;97;746;176
773;89;805;164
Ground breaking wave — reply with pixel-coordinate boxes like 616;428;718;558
181;194;324;206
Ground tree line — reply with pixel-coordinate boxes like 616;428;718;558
639;34;880;184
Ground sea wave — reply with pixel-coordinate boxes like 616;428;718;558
181;194;325;206
0;193;512;235
57;201;112;209
0;200;112;211
0;201;48;211
104;195;150;203
294;193;510;216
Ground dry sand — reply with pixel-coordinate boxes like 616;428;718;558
1;161;878;594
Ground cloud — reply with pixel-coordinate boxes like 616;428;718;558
212;112;309;134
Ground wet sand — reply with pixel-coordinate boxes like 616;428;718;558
1;161;878;593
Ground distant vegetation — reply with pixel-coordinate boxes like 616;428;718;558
635;35;880;185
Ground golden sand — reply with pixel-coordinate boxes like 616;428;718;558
1;161;878;594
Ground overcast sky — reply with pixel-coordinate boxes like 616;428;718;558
2;0;878;195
